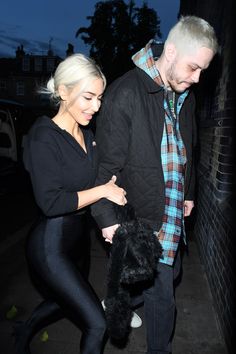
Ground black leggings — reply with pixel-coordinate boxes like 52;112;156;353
25;212;106;354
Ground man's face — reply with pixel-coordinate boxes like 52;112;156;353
166;46;215;93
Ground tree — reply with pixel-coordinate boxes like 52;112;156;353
76;0;161;82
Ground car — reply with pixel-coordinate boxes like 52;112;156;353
0;99;39;163
0;99;40;232
0;99;23;162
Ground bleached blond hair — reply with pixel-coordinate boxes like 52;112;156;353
165;16;218;55
39;53;106;104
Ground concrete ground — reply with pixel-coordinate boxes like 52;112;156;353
0;221;228;354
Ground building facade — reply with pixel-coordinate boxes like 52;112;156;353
0;45;62;108
179;1;235;353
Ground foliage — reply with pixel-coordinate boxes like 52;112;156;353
76;0;161;82
6;305;18;319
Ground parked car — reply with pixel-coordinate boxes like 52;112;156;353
0;99;22;161
0;99;40;163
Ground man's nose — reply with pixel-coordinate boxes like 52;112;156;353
192;69;201;83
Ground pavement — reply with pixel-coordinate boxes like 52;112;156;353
0;160;229;354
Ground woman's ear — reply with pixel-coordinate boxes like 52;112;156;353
58;84;68;101
164;43;177;62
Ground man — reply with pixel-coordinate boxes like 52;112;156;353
92;16;218;354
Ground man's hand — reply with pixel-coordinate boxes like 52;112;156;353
102;224;120;243
184;200;194;217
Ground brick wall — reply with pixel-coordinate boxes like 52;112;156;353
179;1;235;353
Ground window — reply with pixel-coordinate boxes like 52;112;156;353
22;57;30;71
16;81;25;96
0;80;6;90
35;57;42;72
47;58;55;72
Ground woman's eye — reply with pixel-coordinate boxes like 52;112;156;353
83;96;92;101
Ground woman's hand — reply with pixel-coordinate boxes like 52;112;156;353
77;175;126;210
104;175;127;206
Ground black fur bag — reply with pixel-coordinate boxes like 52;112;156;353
104;204;163;342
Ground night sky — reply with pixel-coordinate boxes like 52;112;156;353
0;0;180;58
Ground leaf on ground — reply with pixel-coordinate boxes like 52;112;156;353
40;330;49;342
6;305;18;319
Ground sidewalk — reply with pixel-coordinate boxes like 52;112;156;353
0;222;228;354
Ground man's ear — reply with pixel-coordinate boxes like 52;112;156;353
165;43;177;62
58;84;68;101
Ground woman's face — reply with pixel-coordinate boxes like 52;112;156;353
65;77;104;126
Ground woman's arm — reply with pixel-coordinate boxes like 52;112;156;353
77;175;126;209
24;139;126;217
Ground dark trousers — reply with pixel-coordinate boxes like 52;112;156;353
132;249;181;354
25;214;106;354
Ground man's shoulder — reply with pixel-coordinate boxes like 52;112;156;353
111;67;137;81
109;67;146;88
105;68;146;101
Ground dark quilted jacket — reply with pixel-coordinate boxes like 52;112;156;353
91;67;197;231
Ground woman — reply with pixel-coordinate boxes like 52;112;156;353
14;53;127;354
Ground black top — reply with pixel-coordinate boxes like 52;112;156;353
23;116;97;217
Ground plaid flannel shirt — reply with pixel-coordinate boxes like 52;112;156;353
132;39;189;266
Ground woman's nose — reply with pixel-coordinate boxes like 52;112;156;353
92;99;101;112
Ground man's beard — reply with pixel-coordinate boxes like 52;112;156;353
166;62;192;93
166;61;176;82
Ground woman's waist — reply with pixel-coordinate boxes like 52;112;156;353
28;209;90;254
39;206;89;221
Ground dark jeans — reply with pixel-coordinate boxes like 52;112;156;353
132;249;181;354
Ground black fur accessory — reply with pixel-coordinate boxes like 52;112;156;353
104;204;163;342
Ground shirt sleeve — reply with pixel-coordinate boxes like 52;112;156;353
24;139;78;217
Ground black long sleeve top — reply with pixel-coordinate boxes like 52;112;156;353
23;116;97;217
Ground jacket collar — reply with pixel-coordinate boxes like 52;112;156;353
135;67;163;94
132;39;164;94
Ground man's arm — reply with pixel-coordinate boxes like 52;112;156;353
184;94;197;218
91;85;132;235
185;92;197;201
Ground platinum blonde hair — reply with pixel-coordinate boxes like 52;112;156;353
165;16;218;55
39;53;106;104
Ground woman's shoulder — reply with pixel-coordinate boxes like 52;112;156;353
27;116;60;143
